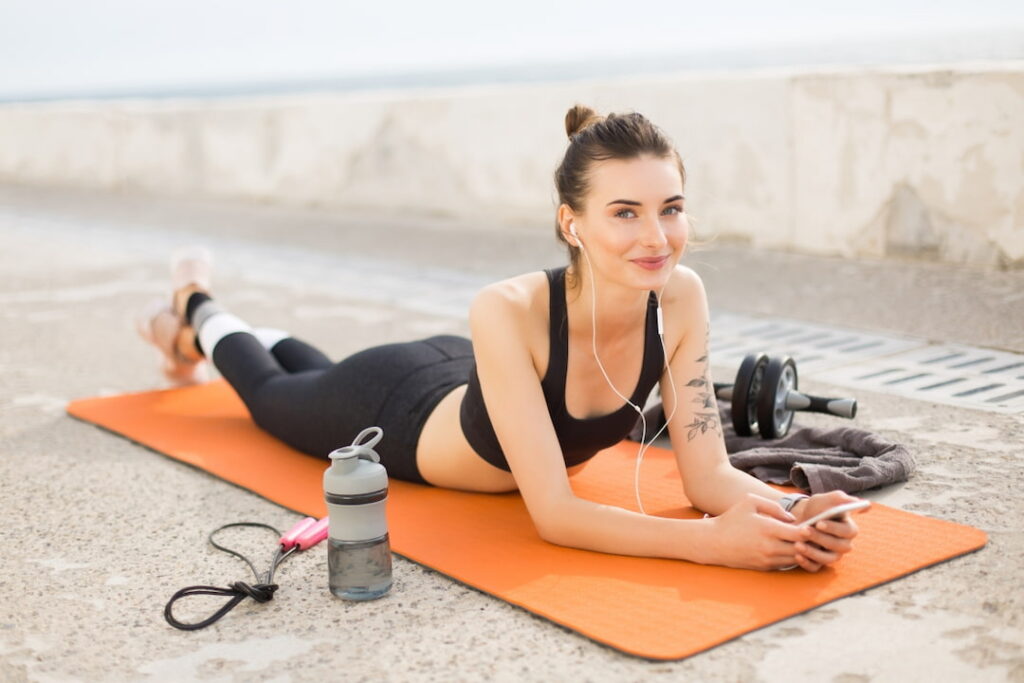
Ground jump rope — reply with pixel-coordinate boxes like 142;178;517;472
164;518;328;630
570;221;679;515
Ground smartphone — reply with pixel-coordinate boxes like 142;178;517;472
798;500;870;528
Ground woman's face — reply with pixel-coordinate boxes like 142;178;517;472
572;154;688;291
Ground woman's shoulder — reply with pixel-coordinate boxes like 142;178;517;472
471;270;551;317
662;264;707;306
658;265;710;344
469;271;551;364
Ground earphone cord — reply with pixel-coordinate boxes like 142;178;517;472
581;250;678;515
163;522;296;631
633;289;678;515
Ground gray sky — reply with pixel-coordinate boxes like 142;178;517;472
1;0;1022;99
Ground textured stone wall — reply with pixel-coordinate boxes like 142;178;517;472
1;63;1021;267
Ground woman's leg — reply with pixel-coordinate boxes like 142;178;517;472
184;293;352;458
251;327;334;373
161;248;333;376
183;293;471;484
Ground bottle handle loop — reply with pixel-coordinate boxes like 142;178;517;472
328;426;384;464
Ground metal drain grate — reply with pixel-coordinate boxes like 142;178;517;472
708;311;926;372
709;311;1024;414
813;344;1024;414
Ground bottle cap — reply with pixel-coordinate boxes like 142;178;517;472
324;427;388;496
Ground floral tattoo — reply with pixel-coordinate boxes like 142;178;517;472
681;323;721;441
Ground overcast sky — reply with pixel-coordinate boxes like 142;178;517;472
1;0;1022;99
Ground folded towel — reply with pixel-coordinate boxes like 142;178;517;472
629;404;915;494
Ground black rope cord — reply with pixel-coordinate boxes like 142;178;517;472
165;522;298;631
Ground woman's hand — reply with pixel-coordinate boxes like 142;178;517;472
707;493;807;570
790;491;863;572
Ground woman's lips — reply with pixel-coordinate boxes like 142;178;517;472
631;255;670;270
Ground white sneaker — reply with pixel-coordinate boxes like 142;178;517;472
170;246;213;292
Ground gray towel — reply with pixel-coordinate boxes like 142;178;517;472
629;404;915;495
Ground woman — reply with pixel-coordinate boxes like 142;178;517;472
140;105;862;572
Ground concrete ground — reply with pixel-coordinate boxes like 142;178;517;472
1;184;1022;682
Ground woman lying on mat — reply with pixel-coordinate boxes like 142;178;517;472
139;105;862;572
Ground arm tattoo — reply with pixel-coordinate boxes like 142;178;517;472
681;323;721;442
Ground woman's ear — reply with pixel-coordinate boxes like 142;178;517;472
557;204;579;246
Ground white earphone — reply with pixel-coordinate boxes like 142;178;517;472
569;220;678;514
569;221;582;249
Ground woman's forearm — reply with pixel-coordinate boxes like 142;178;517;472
535;496;718;563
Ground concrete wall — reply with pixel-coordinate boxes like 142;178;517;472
1;63;1022;268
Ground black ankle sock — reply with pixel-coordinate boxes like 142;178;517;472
185;292;212;327
185;292;212;356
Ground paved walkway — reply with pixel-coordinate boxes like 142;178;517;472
1;184;1022;682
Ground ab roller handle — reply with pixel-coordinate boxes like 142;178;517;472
715;385;856;417
782;393;857;419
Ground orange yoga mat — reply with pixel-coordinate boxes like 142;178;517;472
68;381;986;661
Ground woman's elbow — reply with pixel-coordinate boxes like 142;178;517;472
535;521;577;548
681;460;734;512
681;482;710;512
529;516;561;543
528;500;579;546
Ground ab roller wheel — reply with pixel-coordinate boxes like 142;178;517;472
713;353;858;439
758;356;798;439
722;352;768;437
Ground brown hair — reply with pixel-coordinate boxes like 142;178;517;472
554;105;687;275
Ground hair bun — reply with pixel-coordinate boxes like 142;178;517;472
565;104;601;138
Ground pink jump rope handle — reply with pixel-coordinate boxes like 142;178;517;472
279;517;317;550
294;517;329;550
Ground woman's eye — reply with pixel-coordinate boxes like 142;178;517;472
615;208;637;218
663;205;683;215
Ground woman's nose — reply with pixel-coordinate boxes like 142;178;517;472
640;217;668;248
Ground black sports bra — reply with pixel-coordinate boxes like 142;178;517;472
459;267;665;471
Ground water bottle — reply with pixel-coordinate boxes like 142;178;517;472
323;427;392;600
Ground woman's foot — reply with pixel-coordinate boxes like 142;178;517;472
170;246;213;321
136;298;206;385
137;246;216;385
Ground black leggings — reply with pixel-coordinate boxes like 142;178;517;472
210;332;475;484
